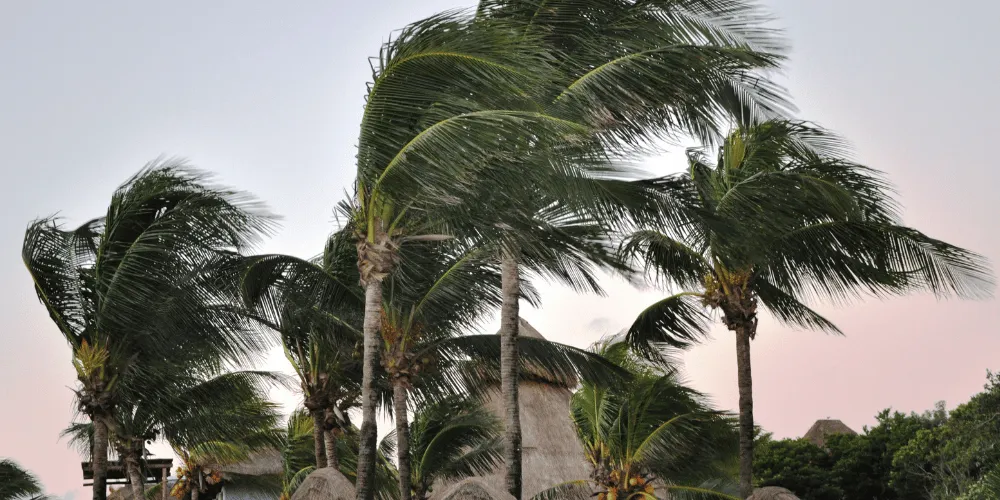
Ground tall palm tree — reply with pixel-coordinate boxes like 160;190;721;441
0;459;47;500
347;11;600;498
22;161;275;500
621;121;995;497
467;2;792;495
535;341;740;500
382;395;503;500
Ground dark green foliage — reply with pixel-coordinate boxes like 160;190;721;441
753;437;841;500
0;459;46;500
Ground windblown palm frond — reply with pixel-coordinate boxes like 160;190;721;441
620;120;994;496
380;395;503;500
0;459;48;500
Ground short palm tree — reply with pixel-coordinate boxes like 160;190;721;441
620;121;994;497
64;371;282;500
0;459;47;500
535;341;740;500
382;395;503;500
241;229;365;470
22;162;275;500
277;409;399;500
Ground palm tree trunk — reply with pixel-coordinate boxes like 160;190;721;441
355;279;383;500
312;410;328;469
324;426;340;470
499;253;522;500
392;381;412;500
735;324;755;499
92;418;109;500
124;450;146;500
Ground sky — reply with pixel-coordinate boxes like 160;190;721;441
1;1;998;497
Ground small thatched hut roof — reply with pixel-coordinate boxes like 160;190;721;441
453;318;591;499
215;449;283;477
803;419;857;448
748;486;801;500
437;478;514;500
289;468;355;500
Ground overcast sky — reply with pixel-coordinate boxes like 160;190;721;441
2;1;998;497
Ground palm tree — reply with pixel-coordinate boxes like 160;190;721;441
22;161;275;500
535;341;740;500
466;2;793;495
241;229;368;470
64;371;282;500
276;409;400;500
0;459;47;500
382;395;503;500
347;11;602;497
620;121;995;497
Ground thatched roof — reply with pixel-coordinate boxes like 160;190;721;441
803;419;857;448
498;317;578;388
289;468;355;500
216;449;283;477
441;319;590;499
748;486;801;499
437;478;514;500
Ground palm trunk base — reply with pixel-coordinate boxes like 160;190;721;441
736;327;755;499
500;255;522;500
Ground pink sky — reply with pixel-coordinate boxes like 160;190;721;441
0;0;996;498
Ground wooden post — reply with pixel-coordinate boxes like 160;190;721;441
161;468;168;500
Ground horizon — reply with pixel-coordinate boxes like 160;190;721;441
1;1;997;498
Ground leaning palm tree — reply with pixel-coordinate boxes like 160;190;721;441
347;11;602;497
0;459;47;500
382;395;503;500
468;2;793;495
276;409;400;500
620;121;994;497
64;371;282;500
535;341;740;500
22;161;275;500
241;229;368;470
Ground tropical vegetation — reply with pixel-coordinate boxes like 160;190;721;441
15;2;996;500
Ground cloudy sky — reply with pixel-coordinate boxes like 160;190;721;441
1;1;997;497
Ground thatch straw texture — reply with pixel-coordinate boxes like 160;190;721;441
289;468;355;500
451;319;592;499
216;449;283;477
747;486;801;499
803;419;857;448
436;478;514;500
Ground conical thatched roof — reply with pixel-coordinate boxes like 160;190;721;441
748;486;801;499
447;318;591;499
289;468;355;500
803;419;857;448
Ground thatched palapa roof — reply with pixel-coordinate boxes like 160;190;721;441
215;449;283;477
458;318;591;499
803;419;857;448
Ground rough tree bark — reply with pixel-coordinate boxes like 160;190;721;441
312;409;328;469
324;426;340;470
735;324;756;499
393;382;412;500
124;449;146;500
499;253;522;500
355;279;383;500
92;418;109;500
